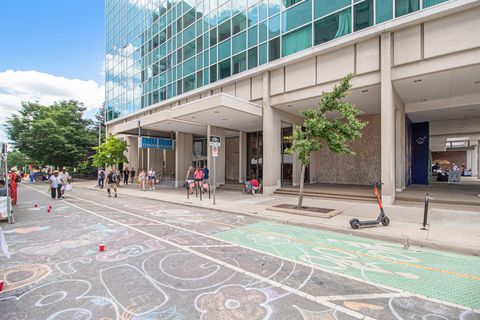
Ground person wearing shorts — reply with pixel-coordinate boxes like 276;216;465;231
138;169;146;191
106;169;118;197
147;168;156;191
185;166;195;193
194;166;203;190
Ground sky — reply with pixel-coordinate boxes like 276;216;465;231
0;0;105;141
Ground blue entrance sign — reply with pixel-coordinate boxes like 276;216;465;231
140;136;174;150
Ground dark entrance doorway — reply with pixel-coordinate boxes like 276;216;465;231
247;131;263;180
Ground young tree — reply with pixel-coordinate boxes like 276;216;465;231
285;74;368;209
91;135;128;169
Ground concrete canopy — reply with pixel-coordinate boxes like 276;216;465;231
111;93;263;136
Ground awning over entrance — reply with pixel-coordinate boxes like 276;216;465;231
111;93;263;135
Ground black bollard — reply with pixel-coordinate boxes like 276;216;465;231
421;193;429;230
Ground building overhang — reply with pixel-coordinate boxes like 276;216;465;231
111;93;263;136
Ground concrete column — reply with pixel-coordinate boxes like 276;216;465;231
165;149;175;179
395;92;406;192
472;140;480;179
380;33;396;204
147;149;151;170
175;132;193;187
239;131;247;182
147;148;164;173
127;136;139;171
262;71;281;194
156;148;164;175
138;145;148;170
207;125;226;186
141;149;148;170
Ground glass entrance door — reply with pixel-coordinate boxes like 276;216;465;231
281;125;293;186
247;131;263;180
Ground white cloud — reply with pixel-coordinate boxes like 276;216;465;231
0;70;105;141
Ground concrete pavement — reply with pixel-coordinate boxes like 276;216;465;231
1;184;479;319
74;180;480;256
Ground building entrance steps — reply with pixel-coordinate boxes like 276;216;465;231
74;180;480;256
396;180;480;207
275;183;376;202
275;181;480;208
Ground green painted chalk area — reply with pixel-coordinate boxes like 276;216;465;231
214;221;480;309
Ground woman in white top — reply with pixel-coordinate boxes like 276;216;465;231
147;168;156;191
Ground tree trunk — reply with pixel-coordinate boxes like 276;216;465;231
297;165;306;209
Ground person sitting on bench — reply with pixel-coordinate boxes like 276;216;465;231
251;178;259;194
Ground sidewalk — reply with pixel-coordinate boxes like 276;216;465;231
74;180;480;256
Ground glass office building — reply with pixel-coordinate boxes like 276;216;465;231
105;0;449;121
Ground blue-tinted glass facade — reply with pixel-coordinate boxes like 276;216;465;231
105;0;451;121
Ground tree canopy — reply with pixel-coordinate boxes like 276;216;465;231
6;150;33;172
91;135;128;169
5;101;98;168
285;74;368;208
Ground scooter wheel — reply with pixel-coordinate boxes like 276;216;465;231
381;216;390;226
350;218;360;229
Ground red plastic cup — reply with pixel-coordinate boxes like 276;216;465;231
48;205;52;209
34;204;38;208
99;245;105;252
0;281;4;292
47;209;51;213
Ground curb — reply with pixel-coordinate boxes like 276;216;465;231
77;184;480;257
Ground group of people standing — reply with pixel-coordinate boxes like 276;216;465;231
97;167;160;197
48;169;71;199
96;164;211;198
137;168;157;191
98;167;137;189
185;165;209;193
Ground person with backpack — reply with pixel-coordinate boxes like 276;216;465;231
106;169;118;197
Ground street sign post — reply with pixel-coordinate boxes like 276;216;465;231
213;154;216;205
210;141;220;205
209;135;221;147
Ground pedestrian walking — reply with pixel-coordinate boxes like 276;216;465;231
130;167;136;184
8;167;18;205
106;169;118;197
123;167;130;185
115;169;121;187
59;169;70;198
56;170;63;198
138;169;146;191
147;168;156;191
98;168;105;189
49;171;60;199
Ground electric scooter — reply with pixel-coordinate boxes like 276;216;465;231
349;181;390;229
